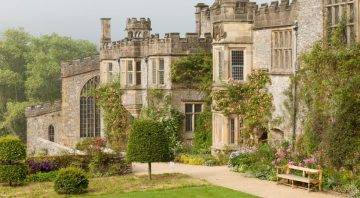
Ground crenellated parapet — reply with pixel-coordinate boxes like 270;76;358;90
100;33;212;60
126;18;152;39
25;101;62;118
61;55;100;78
210;0;258;23
254;0;297;29
209;0;297;29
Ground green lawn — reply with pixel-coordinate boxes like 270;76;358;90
0;173;256;198
101;186;256;198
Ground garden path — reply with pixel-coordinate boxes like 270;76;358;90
133;163;343;198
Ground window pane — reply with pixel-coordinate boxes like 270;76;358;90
230;118;235;144
127;60;133;71
195;104;202;113
231;51;244;80
185;114;193;132
108;63;113;72
159;59;165;70
185;104;193;113
152;60;157;84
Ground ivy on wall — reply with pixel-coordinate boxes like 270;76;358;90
212;70;273;146
290;18;360;171
95;81;132;153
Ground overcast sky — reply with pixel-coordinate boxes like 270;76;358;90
0;0;270;43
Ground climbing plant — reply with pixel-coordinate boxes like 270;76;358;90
291;18;360;171
213;70;273;146
141;89;184;158
95;81;132;153
171;52;212;105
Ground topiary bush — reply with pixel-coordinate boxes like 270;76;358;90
0;135;26;163
54;167;89;194
0;164;28;185
127;119;171;179
0;135;27;186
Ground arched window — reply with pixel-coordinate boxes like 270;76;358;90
80;76;101;138
48;125;55;142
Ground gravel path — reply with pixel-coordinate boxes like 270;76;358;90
133;163;343;198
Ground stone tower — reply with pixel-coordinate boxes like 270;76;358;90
125;18;152;39
101;18;111;43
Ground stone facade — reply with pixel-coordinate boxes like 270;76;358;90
26;0;360;155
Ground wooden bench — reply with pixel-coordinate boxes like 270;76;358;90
276;164;323;191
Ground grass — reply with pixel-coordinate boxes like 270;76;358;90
0;173;255;198
101;186;256;198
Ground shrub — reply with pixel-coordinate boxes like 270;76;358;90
26;155;91;174
0;164;28;185
127;119;171;179
229;144;276;181
0;135;27;186
54;167;89;194
89;154;131;177
0;135;26;163
26;171;58;183
175;154;227;166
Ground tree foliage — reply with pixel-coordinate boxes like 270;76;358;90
213;71;273;145
126;119;171;179
0;28;97;138
141;89;184;158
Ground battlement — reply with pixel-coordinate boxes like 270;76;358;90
100;32;212;59
126;18;152;30
210;0;258;23
25;101;62;118
254;0;297;29
126;17;152;39
209;0;297;28
61;55;99;78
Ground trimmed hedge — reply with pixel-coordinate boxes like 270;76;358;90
54;167;89;194
127;119;171;163
0;164;28;185
0;135;27;186
0;135;26;163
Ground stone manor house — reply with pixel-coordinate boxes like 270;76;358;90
25;0;360;155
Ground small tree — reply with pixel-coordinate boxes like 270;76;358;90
127;119;171;180
0;135;27;186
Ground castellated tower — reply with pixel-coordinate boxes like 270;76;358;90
125;18;152;39
101;18;111;43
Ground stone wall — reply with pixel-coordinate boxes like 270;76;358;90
26;109;62;155
61;68;100;148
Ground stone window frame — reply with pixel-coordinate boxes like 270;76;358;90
229;49;245;81
184;103;203;133
48;125;55;142
151;59;157;85
158;58;165;85
108;62;114;80
325;0;357;43
135;61;141;85
80;76;101;138
228;116;242;145
126;60;134;85
271;28;293;74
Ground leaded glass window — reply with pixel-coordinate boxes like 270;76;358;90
48;125;54;142
185;103;203;132
159;58;165;85
127;60;134;85
231;50;244;81
136;61;141;85
326;0;356;43
80;76;100;138
272;29;292;71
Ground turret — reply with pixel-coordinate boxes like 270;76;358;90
126;18;152;39
101;18;111;43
